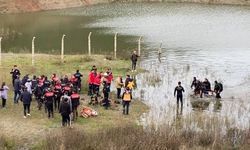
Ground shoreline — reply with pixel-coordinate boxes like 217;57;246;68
1;1;250;14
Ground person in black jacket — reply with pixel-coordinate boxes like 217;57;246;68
174;82;185;107
10;65;21;87
44;88;54;118
20;87;32;118
13;76;21;104
214;81;223;99
59;98;71;127
131;51;139;72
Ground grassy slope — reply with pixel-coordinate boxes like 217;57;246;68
0;53;148;149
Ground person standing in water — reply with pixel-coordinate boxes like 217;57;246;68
131;50;139;72
174;82;185;107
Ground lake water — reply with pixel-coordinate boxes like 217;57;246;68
1;3;250;130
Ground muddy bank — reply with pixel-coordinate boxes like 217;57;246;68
1;0;250;14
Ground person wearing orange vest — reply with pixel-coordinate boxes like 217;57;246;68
88;66;97;96
93;72;102;97
122;88;132;115
70;91;80;121
51;73;59;86
44;88;55;118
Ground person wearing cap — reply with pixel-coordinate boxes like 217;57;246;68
10;65;21;87
20;87;32;118
131;50;139;72
122;88;132;115
174;81;185;107
25;79;32;94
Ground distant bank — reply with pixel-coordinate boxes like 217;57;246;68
0;0;250;14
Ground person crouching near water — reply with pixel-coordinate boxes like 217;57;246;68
174;82;185;108
122;88;132;115
214;81;223;99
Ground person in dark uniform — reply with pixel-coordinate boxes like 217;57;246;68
59;98;71;127
44;88;54;118
131;51;139;72
174;81;185;107
20;87;32;118
74;70;83;91
214;81;223;99
70;90;80;121
10;65;21;87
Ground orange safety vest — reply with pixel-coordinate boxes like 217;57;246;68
123;93;131;101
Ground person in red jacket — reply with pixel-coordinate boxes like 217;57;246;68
106;68;113;93
54;81;62;111
88;66;97;96
93;72;102;97
70;90;80;121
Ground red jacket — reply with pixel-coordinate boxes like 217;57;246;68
93;74;101;86
88;72;96;84
107;73;113;84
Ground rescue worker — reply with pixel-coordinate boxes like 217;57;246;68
43;76;51;91
20;87;32;118
88;66;97;96
106;68;113;92
59;97;71;127
44;88;54;118
174;82;185;107
70;75;78;92
131;50;139;72
93;72;102;97
10;65;21;87
102;79;110;109
54;81;62;111
214;81;223;99
122;88;132;115
51;73;59;86
203;78;211;94
31;75;38;93
127;78;135;91
34;83;43;110
74;70;83;91
70;91;80;121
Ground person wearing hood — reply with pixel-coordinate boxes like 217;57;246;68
25;79;32;94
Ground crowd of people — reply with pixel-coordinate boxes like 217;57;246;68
0;56;137;126
0;51;224;127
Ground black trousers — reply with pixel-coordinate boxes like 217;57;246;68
216;92;221;99
132;61;137;70
2;98;6;107
54;97;61;111
177;95;183;106
23;104;30;116
62;114;70;126
123;101;130;115
117;88;121;99
72;106;78;120
46;103;54;118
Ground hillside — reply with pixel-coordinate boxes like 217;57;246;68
1;0;250;14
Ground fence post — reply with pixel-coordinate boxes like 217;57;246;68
0;37;2;66
114;32;118;59
138;36;142;56
88;32;92;56
61;34;66;62
32;37;35;66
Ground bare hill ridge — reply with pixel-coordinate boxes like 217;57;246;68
0;0;250;14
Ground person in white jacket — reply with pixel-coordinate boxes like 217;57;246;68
1;82;9;108
25;79;32;94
